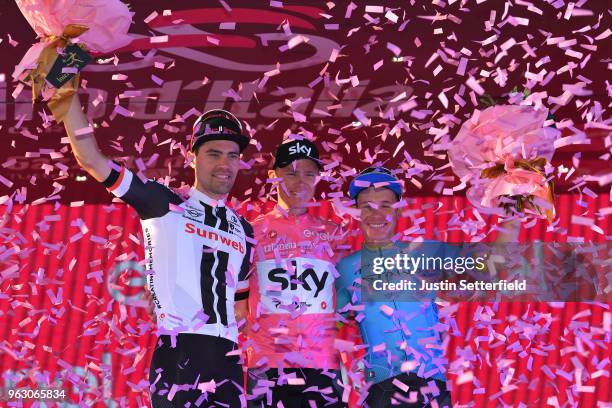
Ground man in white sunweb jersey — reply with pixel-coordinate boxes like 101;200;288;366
60;94;254;407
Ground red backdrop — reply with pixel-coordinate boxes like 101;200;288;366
0;194;609;406
0;0;610;406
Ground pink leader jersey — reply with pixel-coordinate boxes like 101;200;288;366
246;206;346;370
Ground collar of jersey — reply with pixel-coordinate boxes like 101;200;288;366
189;187;226;208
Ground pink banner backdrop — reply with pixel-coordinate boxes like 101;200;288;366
1;0;610;406
0;1;610;205
1;195;609;406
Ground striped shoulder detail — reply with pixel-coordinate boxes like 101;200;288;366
105;167;134;198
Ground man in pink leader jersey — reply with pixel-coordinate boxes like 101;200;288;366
242;139;348;407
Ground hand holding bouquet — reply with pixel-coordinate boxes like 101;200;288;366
12;0;133;122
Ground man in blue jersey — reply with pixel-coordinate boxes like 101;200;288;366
336;167;521;407
336;167;451;407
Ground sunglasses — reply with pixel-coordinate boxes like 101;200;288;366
193;110;243;137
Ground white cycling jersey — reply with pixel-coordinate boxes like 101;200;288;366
103;165;253;342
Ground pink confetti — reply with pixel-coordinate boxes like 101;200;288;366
151;75;164;86
149;35;168;43
380;304;394;316
206;36;220;45
169;203;184;213
392;378;409;392
0;174;14;188
113;105;133;117
466;76;485;95
74;126;93;136
372;343;386;353
386;42;402;56
143;11;158;23
143;120;158;130
219;22;236;30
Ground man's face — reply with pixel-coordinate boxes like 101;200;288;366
273;159;319;208
194;140;240;199
356;187;400;244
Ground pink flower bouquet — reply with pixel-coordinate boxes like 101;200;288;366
12;0;133;121
448;105;560;219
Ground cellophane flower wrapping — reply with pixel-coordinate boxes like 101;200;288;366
448;105;560;211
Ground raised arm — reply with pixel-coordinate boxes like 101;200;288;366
61;95;112;182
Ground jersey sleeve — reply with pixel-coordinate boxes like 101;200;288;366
102;164;183;220
235;218;254;301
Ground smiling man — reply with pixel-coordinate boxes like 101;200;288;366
336;167;452;408
61;96;254;407
336;166;524;407
243;139;348;407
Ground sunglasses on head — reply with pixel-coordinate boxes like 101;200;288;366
193;110;243;137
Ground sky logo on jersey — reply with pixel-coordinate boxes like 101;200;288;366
288;142;312;156
267;260;329;298
184;223;245;254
